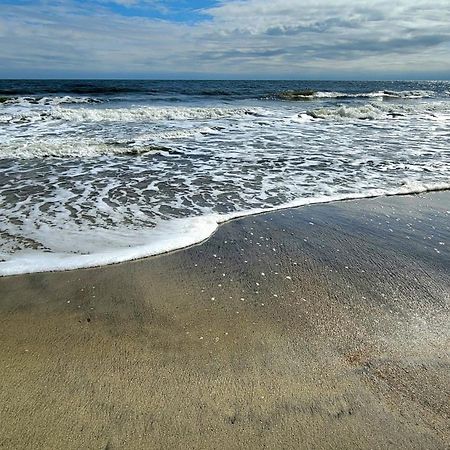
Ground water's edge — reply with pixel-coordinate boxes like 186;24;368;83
2;183;448;278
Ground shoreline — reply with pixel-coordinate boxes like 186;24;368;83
0;191;449;449
2;182;450;277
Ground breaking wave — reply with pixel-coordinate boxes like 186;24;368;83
0;105;268;125
276;89;434;101
0;142;177;159
0;126;224;159
301;102;443;120
0;95;101;106
52;106;267;122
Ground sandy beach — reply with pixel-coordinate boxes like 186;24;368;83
0;191;449;449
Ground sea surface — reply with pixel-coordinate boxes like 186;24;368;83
1;80;449;275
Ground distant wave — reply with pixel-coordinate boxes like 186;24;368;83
275;89;434;101
0;86;151;96
198;90;234;96
0;95;101;106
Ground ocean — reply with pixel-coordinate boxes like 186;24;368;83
0;79;449;275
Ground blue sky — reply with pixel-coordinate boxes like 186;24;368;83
75;0;220;22
0;0;449;79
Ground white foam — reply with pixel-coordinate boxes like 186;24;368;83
220;181;450;223
1;181;448;276
0;95;100;106
50;106;268;122
0;142;175;159
356;90;433;99
278;89;434;100
305;103;416;120
0;216;219;276
0;122;227;158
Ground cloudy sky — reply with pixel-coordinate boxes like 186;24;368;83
0;0;449;79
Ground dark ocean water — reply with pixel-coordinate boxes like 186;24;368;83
1;80;449;274
1;79;450;101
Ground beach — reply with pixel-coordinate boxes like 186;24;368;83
0;191;449;449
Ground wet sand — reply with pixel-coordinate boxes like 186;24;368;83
0;192;449;449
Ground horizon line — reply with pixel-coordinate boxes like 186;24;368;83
1;78;450;82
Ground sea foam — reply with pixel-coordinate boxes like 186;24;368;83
1;181;448;276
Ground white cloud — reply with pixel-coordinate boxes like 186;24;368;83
0;0;449;78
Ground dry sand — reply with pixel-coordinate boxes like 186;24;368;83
0;192;449;449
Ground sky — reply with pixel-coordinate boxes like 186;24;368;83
0;0;449;79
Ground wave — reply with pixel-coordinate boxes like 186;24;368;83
302;103;420;120
0;142;177;159
0;125;225;159
199;89;234;96
276;89;434;101
0;95;101;106
1;180;448;276
0;85;150;96
55;106;267;122
0;106;267;125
